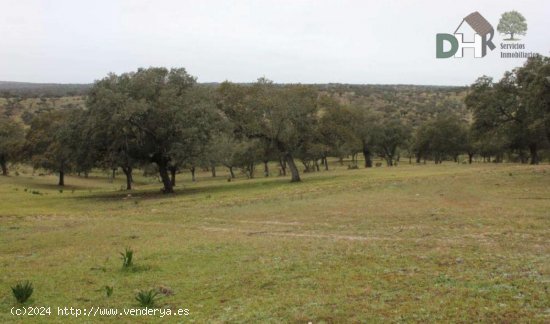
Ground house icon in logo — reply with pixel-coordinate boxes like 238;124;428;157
436;11;496;58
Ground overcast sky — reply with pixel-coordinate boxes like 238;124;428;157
0;0;548;85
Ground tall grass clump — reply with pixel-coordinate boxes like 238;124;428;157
121;248;134;268
135;289;159;307
12;281;33;303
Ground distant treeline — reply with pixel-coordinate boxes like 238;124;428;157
0;80;465;99
0;81;92;98
1;81;469;131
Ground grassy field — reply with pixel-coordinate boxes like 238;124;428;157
0;162;549;322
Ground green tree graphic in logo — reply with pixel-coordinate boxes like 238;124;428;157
497;11;527;41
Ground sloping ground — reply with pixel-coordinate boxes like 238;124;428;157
0;163;548;322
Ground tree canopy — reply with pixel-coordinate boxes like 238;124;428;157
0;116;25;175
2;57;548;189
86;67;217;193
217;78;319;182
465;56;550;164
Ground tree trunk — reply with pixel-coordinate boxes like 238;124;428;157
363;144;373;168
58;161;65;186
279;157;286;176
285;153;301;182
112;168;116;179
152;154;174;193
302;160;310;172
229;166;235;179
324;156;329;171
211;165;216;177
168;166;177;187
0;155;7;176
529;144;539;165
315;159;320;172
468;153;473;164
158;163;173;193
263;161;269;177
249;163;255;178
191;167;196;182
122;166;133;190
58;171;64;186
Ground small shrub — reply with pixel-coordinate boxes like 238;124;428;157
158;285;174;296
59;189;63;194
104;285;113;297
12;281;33;303
121;248;134;268
135;289;159;307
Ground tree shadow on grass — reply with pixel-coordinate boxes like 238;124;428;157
70;174;333;202
17;176;153;192
18;182;85;191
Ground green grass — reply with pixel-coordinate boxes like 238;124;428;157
0;162;549;322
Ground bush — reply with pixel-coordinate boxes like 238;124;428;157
12;281;33;303
135;289;159;307
121;248;134;268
